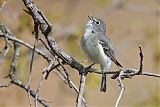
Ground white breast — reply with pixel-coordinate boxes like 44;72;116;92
83;28;92;41
83;32;110;65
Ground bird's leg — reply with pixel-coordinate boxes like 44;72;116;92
86;63;95;69
100;72;106;92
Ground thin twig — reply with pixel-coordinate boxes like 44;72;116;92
88;68;120;74
115;70;125;107
35;61;54;107
11;78;51;107
30;20;39;107
44;63;60;79
0;26;51;62
0;0;6;11
39;38;53;55
22;0;85;74
89;68;160;78
57;59;73;88
137;46;143;74
141;72;160;78
0;82;12;88
8;41;51;107
0;38;11;69
76;73;86;107
70;80;88;107
55;67;88;107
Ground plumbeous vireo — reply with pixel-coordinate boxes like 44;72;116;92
81;15;122;92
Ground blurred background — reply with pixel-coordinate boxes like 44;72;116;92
0;0;159;107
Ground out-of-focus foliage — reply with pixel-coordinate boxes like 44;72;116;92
16;48;29;83
135;91;160;107
66;33;81;57
97;0;109;6
0;0;3;6
144;28;160;69
1;45;14;76
17;13;32;33
86;73;101;89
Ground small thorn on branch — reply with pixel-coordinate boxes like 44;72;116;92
23;9;32;15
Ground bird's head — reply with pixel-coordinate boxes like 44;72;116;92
86;15;106;34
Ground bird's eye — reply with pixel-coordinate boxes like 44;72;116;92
96;21;100;25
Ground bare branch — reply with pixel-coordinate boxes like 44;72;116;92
0;38;11;69
22;0;85;74
29;16;40;107
0;24;89;107
38;37;55;57
21;2;89;107
115;70;125;107
76;74;86;107
35;61;54;107
141;72;160;78
43;63;60;79
11;78;51;107
8;42;51;107
88;68;120;74
55;67;88;107
70;80;88;107
136;46;143;75
0;82;12;88
0;24;51;62
0;0;6;11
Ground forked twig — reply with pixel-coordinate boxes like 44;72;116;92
35;61;54;107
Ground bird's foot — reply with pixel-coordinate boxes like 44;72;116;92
84;63;95;75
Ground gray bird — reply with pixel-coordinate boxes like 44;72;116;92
81;15;122;92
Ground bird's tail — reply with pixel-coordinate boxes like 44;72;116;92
100;73;107;92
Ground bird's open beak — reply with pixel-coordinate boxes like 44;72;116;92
88;15;93;20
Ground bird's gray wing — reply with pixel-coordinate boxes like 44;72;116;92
99;39;122;67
